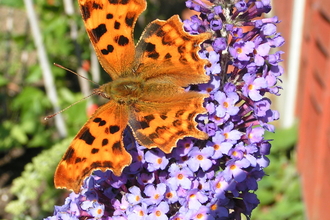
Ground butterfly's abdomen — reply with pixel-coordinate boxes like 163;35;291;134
101;77;144;104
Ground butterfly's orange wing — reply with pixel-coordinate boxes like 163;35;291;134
78;0;146;78
134;15;211;86
129;92;209;154
54;101;131;193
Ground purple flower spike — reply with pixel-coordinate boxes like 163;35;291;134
46;0;283;219
229;41;255;61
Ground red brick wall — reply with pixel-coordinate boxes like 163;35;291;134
273;0;330;219
295;0;330;219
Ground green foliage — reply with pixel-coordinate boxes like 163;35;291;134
252;124;305;220
0;0;24;8
5;138;71;220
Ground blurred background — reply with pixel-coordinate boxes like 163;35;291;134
1;0;326;219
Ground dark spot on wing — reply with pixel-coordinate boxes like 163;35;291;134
80;5;90;20
191;52;199;61
160;114;168;120
93;118;106;126
139;114;155;129
94;118;101;122
79;128;95;145
115;35;129;46
125;13;135;27
149;132;159;140
183;36;190;41
91;24;107;42
140;121;150;129
112;141;122;151
101;44;114;55
114;21;120;29
63;147;74;161
173;119;182;127
106;13;113;19
161;34;173;45
178;45;185;53
75;157;86;164
144;114;155;122
179;56;188;64
145;42;156;52
110;125;120;134
156;126;167;135
188;112;196;121
102;139;108;146
91;148;99;154
156;29;165;37
164;53;172;59
176;130;186;136
187;123;195;131
91;161;102;168
175;109;185;117
144;42;159;59
102;161;113;168
92;2;102;9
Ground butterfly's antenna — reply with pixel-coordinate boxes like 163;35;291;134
54;63;100;86
44;91;98;120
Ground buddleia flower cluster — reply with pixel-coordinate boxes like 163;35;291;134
46;0;284;219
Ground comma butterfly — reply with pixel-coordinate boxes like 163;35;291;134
54;0;211;193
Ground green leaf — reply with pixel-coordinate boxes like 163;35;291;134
6;138;72;218
0;74;9;86
11;125;28;144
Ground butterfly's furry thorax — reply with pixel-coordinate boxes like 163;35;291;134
98;77;144;104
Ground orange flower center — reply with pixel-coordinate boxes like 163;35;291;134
197;213;204;219
139;210;144;216
166;192;173;199
156;210;162;216
211;203;218;211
